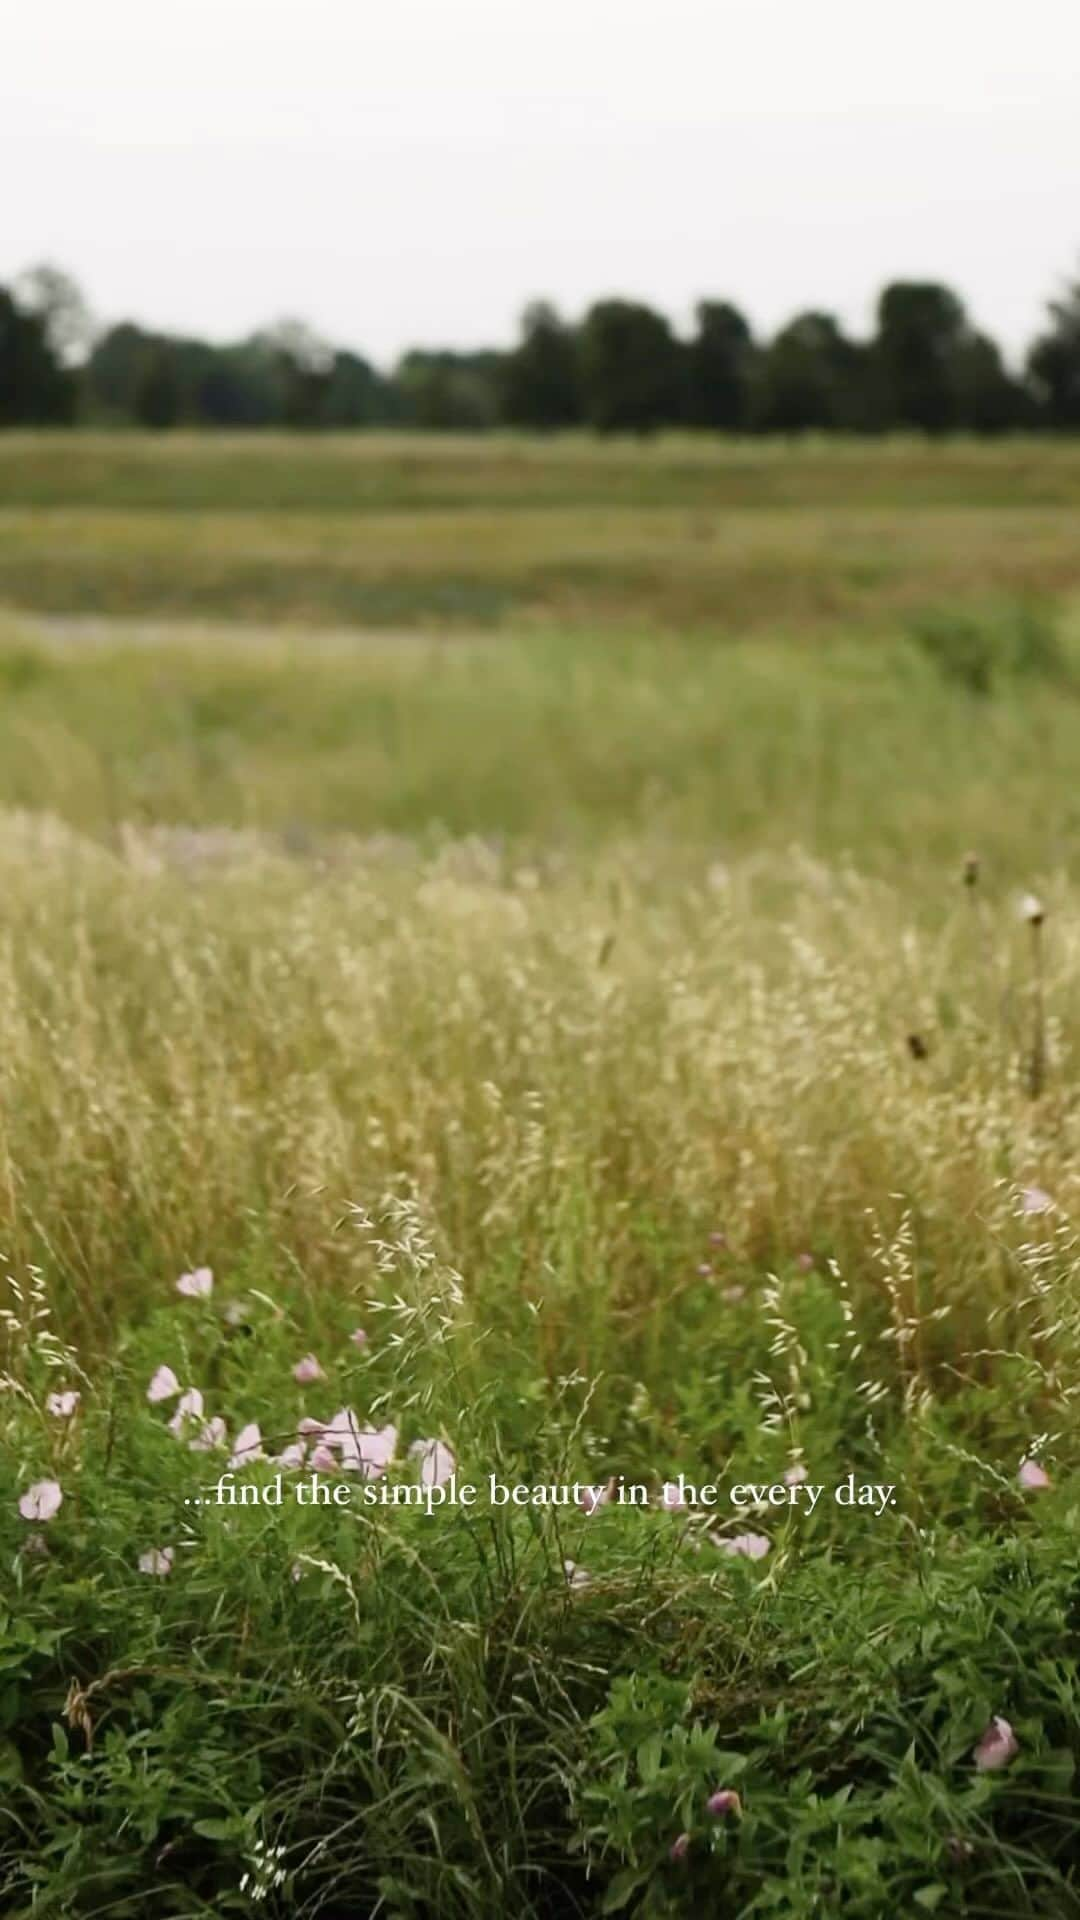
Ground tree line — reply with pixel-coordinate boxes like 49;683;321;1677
2;261;1079;433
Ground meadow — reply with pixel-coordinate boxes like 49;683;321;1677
3;435;1080;1918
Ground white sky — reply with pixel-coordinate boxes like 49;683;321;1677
3;0;1078;368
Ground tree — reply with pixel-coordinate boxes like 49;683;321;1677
501;302;581;428
755;311;870;432
396;350;503;429
1027;271;1080;430
88;322;159;419
578;299;683;433
953;331;1030;433
321;350;394;427
0;285;77;424
13;263;94;366
133;341;181;429
686;300;755;431
873;281;971;432
249;320;335;428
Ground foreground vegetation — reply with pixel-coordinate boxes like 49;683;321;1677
3;439;1080;1915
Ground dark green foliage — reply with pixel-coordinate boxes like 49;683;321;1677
754;311;872;432
133;342;182;430
1028;273;1080;430
686;301;755;431
0;289;77;426
954;332;1032;433
502;302;582;429
874;282;972;435
578;301;685;434
5;257;1080;435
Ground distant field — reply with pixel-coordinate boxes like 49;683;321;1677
5;433;1080;511
0;433;1079;632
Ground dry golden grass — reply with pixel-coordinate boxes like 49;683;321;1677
2;815;1075;1407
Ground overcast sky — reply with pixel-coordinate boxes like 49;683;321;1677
4;0;1078;368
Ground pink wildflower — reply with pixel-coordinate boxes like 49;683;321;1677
410;1439;456;1488
973;1717;1019;1771
169;1387;204;1434
176;1267;213;1298
228;1422;264;1469
138;1546;174;1577
714;1530;770;1561
1021;1185;1053;1215
19;1479;62;1522
147;1365;181;1404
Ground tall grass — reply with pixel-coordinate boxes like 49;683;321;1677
3;816;1080;1910
2;444;1080;1911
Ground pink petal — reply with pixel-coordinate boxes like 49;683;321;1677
189;1416;227;1452
176;1266;213;1298
336;1415;397;1477
292;1354;325;1385
138;1546;174;1577
714;1530;770;1561
1020;1186;1053;1216
147;1365;181;1404
322;1406;359;1448
274;1441;306;1469
45;1390;80;1418
706;1788;742;1818
1018;1458;1051;1491
228;1422;264;1469
410;1438;456;1488
784;1463;808;1486
660;1481;687;1510
309;1444;338;1471
669;1832;691;1863
19;1478;62;1522
973;1716;1019;1771
350;1327;369;1349
356;1422;398;1477
169;1387;204;1434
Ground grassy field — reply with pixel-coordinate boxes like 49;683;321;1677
3;436;1080;1918
2;434;1080;632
